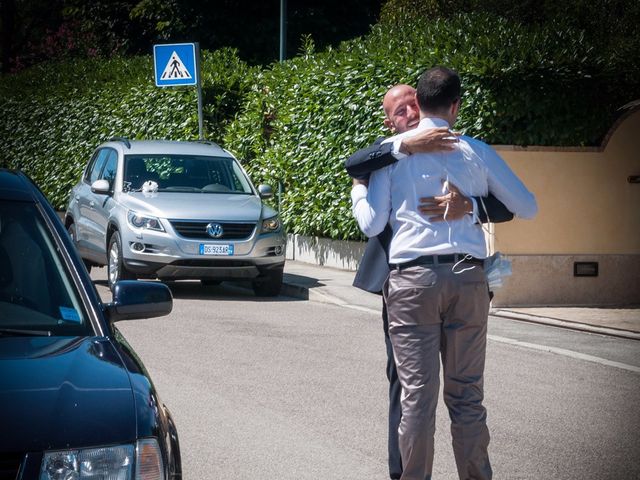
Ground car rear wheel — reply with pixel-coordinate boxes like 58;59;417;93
108;231;135;291
67;223;92;274
251;268;283;297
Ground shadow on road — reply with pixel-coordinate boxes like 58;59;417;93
92;277;304;303
165;280;304;302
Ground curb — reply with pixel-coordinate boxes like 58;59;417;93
280;281;309;300
491;310;640;341
281;276;377;309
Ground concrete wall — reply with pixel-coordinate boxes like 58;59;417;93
287;107;640;306
490;107;640;306
287;234;364;271
493;110;640;255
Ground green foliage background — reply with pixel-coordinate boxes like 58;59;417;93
1;5;638;240
0;48;255;208
223;13;639;240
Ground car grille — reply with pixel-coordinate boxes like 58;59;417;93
169;221;256;240
0;452;23;480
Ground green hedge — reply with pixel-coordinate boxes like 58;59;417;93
223;13;640;240
1;12;638;242
0;48;254;208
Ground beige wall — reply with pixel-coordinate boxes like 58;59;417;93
489;108;640;306
494;109;640;255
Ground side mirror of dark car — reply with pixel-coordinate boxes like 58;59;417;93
104;280;173;322
258;184;273;199
91;179;111;194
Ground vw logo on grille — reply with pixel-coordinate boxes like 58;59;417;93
206;223;224;238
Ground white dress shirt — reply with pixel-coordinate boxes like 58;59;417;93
351;117;538;263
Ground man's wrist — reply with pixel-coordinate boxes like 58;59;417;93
352;177;369;187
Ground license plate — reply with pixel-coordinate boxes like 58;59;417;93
199;244;234;256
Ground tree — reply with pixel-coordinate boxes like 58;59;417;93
1;0;384;73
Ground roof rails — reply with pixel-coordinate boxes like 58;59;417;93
110;137;131;149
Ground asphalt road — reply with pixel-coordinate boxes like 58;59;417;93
93;273;640;480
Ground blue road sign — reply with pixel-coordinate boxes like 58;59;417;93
154;43;198;87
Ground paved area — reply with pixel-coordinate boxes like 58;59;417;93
282;260;640;340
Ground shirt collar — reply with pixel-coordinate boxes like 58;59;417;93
418;117;450;129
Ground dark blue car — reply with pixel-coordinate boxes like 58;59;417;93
0;170;181;479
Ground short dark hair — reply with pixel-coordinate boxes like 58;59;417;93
416;66;461;112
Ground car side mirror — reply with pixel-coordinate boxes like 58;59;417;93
105;281;173;322
258;184;273;199
91;179;111;194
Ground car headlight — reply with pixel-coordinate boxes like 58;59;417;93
40;444;133;479
128;211;165;232
261;215;281;233
39;439;164;480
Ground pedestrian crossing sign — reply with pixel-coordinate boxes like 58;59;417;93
153;43;198;87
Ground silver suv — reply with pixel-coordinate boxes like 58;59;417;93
65;138;286;296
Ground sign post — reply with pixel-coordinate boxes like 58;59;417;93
153;42;204;140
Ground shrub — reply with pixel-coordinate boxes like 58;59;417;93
223;13;640;240
0;48;253;208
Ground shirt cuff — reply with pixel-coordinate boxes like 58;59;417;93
351;183;368;204
392;139;408;159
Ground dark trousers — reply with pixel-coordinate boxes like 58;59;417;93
383;301;403;479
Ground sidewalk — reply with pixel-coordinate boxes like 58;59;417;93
282;260;640;340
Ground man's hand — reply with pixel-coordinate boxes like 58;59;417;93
352;177;369;187
418;183;472;222
399;126;460;155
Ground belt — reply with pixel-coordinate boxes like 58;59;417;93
390;254;484;271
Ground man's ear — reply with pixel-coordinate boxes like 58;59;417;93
450;97;461;117
384;118;395;133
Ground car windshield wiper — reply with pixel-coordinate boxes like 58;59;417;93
0;328;53;337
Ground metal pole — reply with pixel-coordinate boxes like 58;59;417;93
279;0;287;62
195;42;204;140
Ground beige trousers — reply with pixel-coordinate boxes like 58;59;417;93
384;263;492;480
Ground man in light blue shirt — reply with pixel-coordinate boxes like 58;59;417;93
352;66;537;480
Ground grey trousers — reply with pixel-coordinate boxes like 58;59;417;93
384;263;492;480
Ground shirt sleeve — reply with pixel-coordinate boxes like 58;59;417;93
351;167;392;237
344;140;396;179
481;144;538;219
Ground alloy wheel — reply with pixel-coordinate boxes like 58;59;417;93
108;239;120;286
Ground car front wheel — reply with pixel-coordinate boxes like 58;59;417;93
251;268;283;297
108;231;135;291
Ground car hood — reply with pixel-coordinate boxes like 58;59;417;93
120;191;264;221
0;336;136;451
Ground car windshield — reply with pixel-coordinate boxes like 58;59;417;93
123;154;253;194
0;200;91;337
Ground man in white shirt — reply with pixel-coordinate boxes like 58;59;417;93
351;66;537;480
